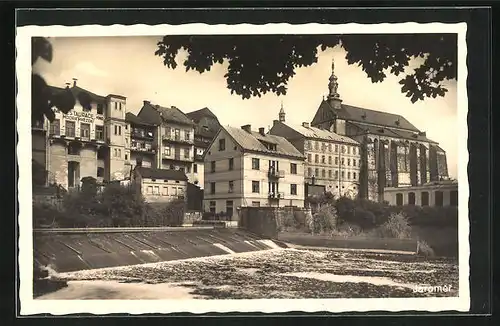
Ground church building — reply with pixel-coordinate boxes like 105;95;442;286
310;60;449;202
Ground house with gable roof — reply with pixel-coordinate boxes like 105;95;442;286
203;124;306;220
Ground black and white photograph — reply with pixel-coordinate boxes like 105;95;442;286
17;20;469;314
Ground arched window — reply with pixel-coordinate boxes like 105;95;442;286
435;191;444;207
421;191;429;206
408;192;416;205
396;193;403;206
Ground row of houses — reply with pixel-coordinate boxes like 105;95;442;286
32;61;456;221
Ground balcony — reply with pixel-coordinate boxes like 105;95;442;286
268;168;285;179
268;192;285;199
162;154;192;162
162;134;193;145
131;130;154;140
130;145;156;155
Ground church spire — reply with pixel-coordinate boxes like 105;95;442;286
327;58;343;109
279;100;286;122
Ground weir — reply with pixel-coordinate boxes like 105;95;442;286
34;227;282;273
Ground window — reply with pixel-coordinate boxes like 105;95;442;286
341;158;345;165
209;201;216;213
307;154;312;162
347;159;351;166
353;172;357;180
186;165;191;173
228;181;234;193
95;125;103;140
347;172;351;180
435;191;444;207
335;144;339;152
162;187;169;196
165;127;171;138
210;182;216;194
185;131;190;141
80;123;90;139
226;200;234;218
335;170;339;179
315;154;319;163
353;147;357;155
174;128;180;140
396;193;403;206
211;161;216;173
328;156;332;165
146;186;153;194
193;164;198;173
408;192;416;205
347;146;351;154
184;148;190;159
97;167;104;177
450;190;458;207
307;167;312;177
252;201;260;207
290;163;297;174
153;186;160;195
290;184;297;195
322;169;326;178
252;181;260;193
50;119;60;135
65;121;75;137
328;144;332;152
315;168;319;177
341;171;345;179
342;145;346;153
421;191;429;206
321;155;326;164
229;158;234;170
114;102;118;110
114;125;122;136
353;159;356;167
173;187;178;196
119;103;122;111
314;141;319;150
328;170;332;178
97;104;103;115
335;157;338;165
219;138;226;151
68;143;80;155
164;146;171;156
125;154;128;160
252;158;260;170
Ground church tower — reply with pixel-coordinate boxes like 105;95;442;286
279;101;286;122
327;58;343;110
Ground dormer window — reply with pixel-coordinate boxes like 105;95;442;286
97;103;103;114
395;119;400;126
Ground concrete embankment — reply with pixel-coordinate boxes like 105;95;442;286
34;227;283;273
276;233;418;254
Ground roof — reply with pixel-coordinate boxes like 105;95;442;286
48;85;108;103
185;107;219;123
125;112;154;126
223;126;305;159
316;99;421;132
135;167;188;181
281;122;359;145
138;101;194;126
348;122;438;144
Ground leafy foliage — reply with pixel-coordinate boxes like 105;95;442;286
376;212;412;239
32;37;92;123
155;34;457;102
311;205;338;234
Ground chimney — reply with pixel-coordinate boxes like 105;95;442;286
302;122;310;128
72;78;77;87
241;124;251;133
273;120;279;126
419;131;427;137
143;100;150;106
65;82;71;88
259;127;265;136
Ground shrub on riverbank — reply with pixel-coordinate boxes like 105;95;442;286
33;182;186;228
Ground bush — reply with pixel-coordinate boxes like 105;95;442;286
311;205;337;234
32;202;64;228
417;240;435;257
376;212;412;239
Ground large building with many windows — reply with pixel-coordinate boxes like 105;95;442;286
310;60;450;202
203;124;306;220
269;107;360;198
32;81;131;190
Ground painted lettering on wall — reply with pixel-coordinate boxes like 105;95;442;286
58;111;97;124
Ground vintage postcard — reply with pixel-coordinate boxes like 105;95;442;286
17;21;469;314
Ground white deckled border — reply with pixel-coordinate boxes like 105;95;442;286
16;22;469;315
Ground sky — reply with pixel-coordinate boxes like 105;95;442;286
33;36;458;178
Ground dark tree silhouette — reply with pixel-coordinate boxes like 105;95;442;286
31;37;91;123
155;34;457;103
